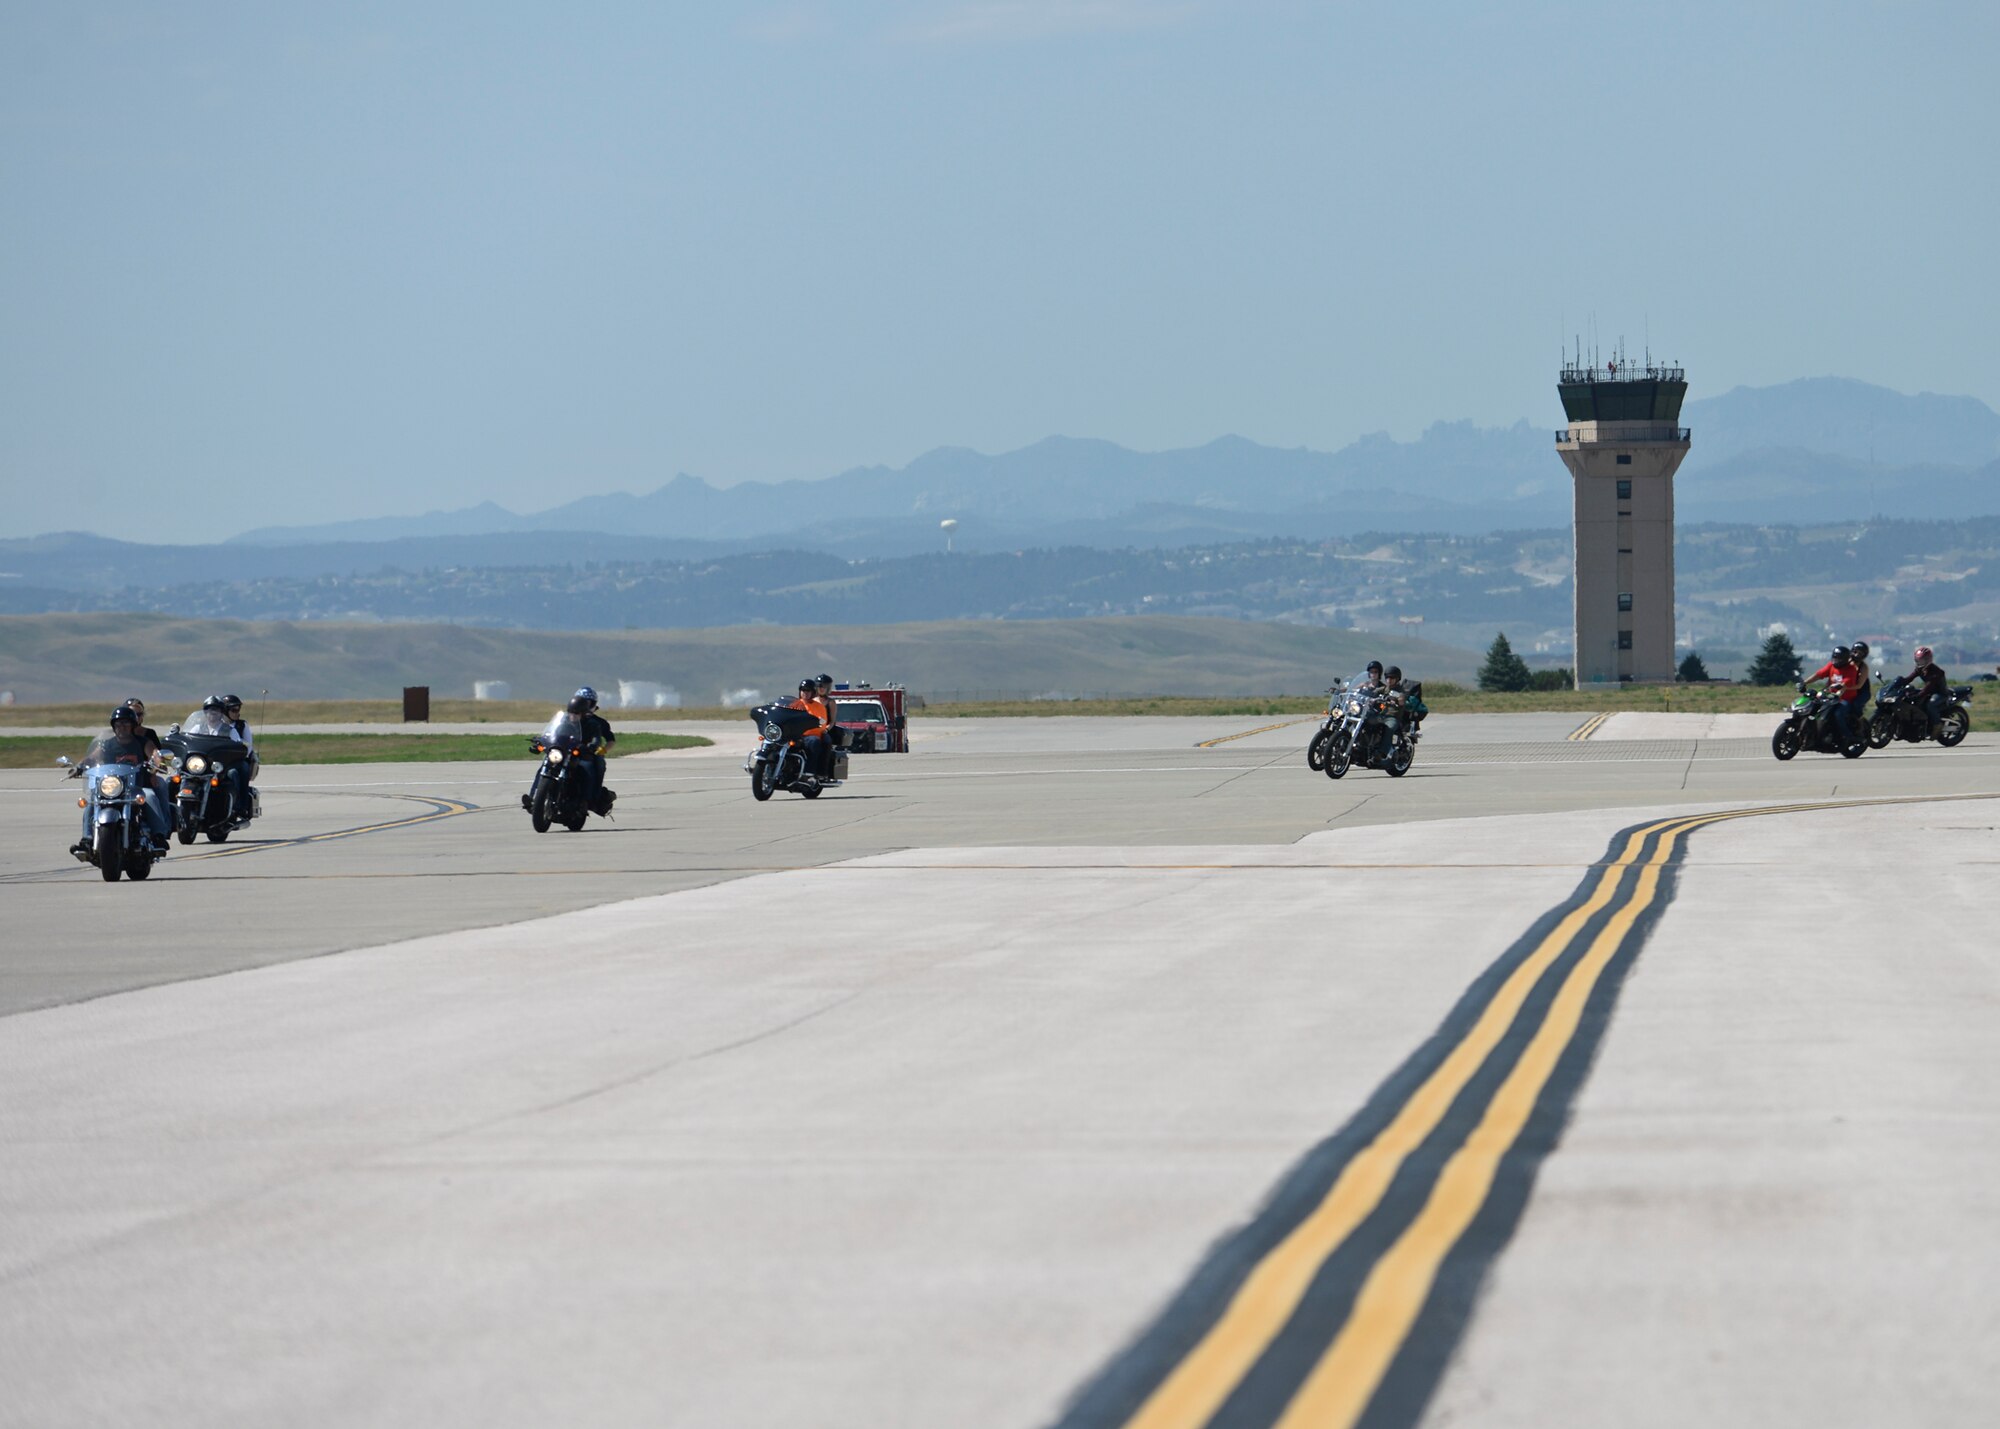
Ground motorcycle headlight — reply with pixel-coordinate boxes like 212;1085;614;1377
97;774;125;798
185;755;208;774
764;723;781;740
547;748;565;764
1348;701;1362;715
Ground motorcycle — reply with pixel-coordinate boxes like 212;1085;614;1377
162;726;259;844
521;723;613;832
1323;674;1416;779
744;703;848;801
59;755;170;882
1771;683;1866;760
1868;676;1973;749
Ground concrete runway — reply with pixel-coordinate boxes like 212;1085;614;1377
3;714;1997;1427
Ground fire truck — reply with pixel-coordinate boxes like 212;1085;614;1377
829;683;911;753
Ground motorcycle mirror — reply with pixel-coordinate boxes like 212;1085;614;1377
55;755;70;766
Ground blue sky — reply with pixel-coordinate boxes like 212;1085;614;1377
4;0;1996;542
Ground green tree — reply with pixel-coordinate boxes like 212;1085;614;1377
1477;632;1534;692
1527;667;1574;692
1676;651;1711;683
1746;632;1803;686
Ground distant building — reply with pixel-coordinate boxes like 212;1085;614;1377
472;680;512;701
1556;351;1690;684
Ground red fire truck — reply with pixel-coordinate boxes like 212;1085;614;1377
829;683;911;753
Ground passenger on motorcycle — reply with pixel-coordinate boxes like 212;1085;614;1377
1847;641;1873;709
119;698;172;807
1383;666;1427;734
546;687;617;815
72;706;171;851
1803;646;1868;746
1910;646;1950;734
789;678;833;778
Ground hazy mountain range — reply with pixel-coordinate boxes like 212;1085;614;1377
204;378;2000;556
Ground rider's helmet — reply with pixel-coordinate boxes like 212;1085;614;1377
1850;640;1870;663
110;705;139;731
1384;665;1403;683
1915;645;1934;665
1366;660;1384;676
1831;645;1853;664
570;686;599;712
799;679;818;695
202;694;226;711
221;694;242;716
816;672;833;688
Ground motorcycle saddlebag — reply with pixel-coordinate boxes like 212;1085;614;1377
833;749;850;783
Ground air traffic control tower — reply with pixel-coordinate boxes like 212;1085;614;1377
1556;355;1689;684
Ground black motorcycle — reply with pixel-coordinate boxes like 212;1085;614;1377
745;704;846;801
163;729;258;844
1323;680;1415;779
1868;676;1973;749
1772;684;1866;760
522;726;612;831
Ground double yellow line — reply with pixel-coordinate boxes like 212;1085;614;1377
1069;794;1980;1429
1567;712;1611;741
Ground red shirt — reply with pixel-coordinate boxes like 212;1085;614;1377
1808;661;1866;701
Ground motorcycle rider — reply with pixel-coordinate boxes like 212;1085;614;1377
788;678;834;779
1802;645;1867;747
1355;660;1387;695
70;705;171;854
1910;645;1950;735
184;695;253;823
546;687;617;815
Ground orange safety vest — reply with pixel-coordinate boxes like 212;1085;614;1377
787;695;831;737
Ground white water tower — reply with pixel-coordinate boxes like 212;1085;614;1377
940;518;958;553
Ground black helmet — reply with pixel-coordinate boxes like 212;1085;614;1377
1850;640;1870;661
202;694;226;711
1832;645;1853;663
816;672;833;686
110;705;138;729
221;693;242;713
573;686;599;706
1384;665;1403;682
799;679;818;695
1366;660;1384;675
566;693;593;715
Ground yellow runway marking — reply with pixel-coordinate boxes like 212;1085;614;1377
1093;791;1996;1429
1195;717;1321;748
1566;712;1610;741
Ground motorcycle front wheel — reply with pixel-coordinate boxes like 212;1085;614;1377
530;794;552;833
1771;724;1801;761
1306;727;1331;772
95;824;122;882
1938;709;1971;747
1867;714;1893;750
1386;741;1413;777
750;759;776;802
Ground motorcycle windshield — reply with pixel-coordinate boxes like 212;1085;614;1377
542;714;587;748
167;732;248;763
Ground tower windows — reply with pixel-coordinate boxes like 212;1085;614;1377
1618;592;1633;612
1617;631;1634;650
1615;454;1632;466
1616;478;1632;498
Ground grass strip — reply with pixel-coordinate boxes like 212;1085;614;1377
0;731;711;769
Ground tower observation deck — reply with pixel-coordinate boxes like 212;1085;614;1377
1554;356;1690;684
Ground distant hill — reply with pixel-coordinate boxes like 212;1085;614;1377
210;378;2000;555
0;613;1480;706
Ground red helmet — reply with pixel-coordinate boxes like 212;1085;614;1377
1914;645;1934;665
